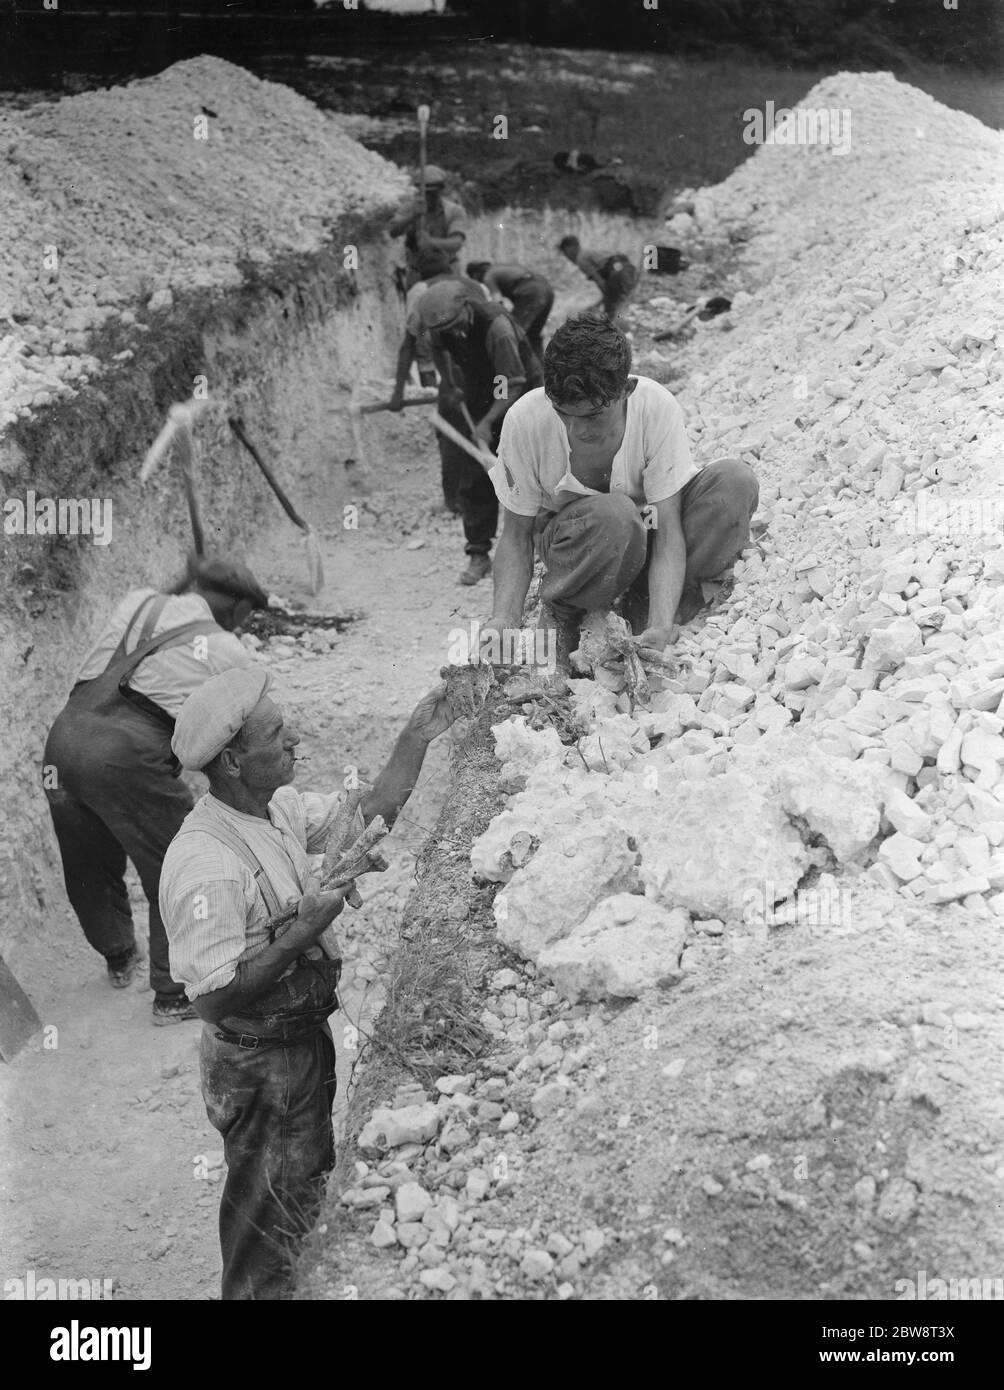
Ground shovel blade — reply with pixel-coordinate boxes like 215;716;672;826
0;954;42;1062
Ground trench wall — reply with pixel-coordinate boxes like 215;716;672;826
0;222;402;988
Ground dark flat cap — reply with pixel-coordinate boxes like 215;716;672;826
192;556;269;609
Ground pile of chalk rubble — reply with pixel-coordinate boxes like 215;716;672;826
333;74;1003;1297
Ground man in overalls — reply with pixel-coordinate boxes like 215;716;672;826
390;280;543;586
160;667;456;1299
42;559;268;1024
466;260;555;361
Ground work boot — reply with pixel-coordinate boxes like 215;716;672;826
152;994;198;1026
106;945;139;989
459;553;491;586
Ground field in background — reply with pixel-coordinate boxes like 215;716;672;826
256;44;1004;213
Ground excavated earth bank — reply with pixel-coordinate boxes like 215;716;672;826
0;56;408;976
304;73;1004;1302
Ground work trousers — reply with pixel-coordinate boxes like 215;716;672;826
508;277;554;360
44;702;193;1000
538;457;759;628
601;259;639;322
438;404;499;555
201;1023;337;1301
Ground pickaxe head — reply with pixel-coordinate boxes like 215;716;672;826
140;399;208;482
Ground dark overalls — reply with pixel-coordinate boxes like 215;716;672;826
43;594;219;1001
493;269;555;360
175;809;341;1301
435;300;543;556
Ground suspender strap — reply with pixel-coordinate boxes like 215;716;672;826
175;816;287;925
135;593;170;645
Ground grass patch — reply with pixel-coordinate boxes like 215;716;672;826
255;44;1004;218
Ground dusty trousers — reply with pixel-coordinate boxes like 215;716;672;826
42;597;218;999
538;457;759;626
200;1027;337;1301
507;276;555;359
437;401;499;554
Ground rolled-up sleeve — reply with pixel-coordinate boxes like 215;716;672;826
493;408;542;517
642;392;699;503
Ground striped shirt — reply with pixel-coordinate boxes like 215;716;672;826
159;787;365;1001
76;589;251;716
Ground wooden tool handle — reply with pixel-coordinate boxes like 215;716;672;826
228;417;308;532
430;411;496;473
176;425;206;558
358;394;438;416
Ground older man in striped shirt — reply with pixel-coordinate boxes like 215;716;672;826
160;668;455;1301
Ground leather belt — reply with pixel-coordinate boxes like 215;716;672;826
213;1021;326;1051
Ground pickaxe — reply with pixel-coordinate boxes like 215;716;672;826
140;400;210;583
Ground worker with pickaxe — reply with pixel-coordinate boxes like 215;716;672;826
388;164;467;290
389;280;542;586
42;555;269;1025
159;668;457;1299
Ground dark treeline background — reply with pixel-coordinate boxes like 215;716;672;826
462;0;1002;70
2;0;1001;87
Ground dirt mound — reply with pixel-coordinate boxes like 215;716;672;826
313;73;1004;1300
0;55;409;427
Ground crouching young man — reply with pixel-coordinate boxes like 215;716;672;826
481;311;759;664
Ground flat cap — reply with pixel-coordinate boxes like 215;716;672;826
172;667;272;771
417;164;447;187
192;556;269;609
417;281;471;332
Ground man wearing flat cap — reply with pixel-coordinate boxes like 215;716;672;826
159;668;456;1300
390;280;543;585
42;557;268;1024
388;164;467;289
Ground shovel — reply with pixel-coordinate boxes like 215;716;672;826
228;417;324;596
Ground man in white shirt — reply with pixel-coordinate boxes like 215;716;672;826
483;312;759;663
160;667;456;1300
42;558;267;1024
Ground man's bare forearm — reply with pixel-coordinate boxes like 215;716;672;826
647;529;687;630
492;521;535;623
361;725;428;830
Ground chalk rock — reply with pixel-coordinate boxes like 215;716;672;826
635;772;810;918
772;750;887;862
878;832;925;881
863;618;924;670
961;729;1004;775
496;820;639;960
493;716;566;781
884;787;932;840
419;1267;457;1294
358;1103;441;1152
395;1182;433;1225
520;1249;555;1281
537;894;689;1002
784;656;825;690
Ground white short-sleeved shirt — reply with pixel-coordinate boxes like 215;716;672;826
492;375;698;518
76;589;251;716
160;787;364;1001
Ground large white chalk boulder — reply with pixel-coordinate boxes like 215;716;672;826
634;772;811;919
495;820;639;959
773;749;889;862
538;894;689;1002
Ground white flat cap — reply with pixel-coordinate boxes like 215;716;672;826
172;667;272;771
